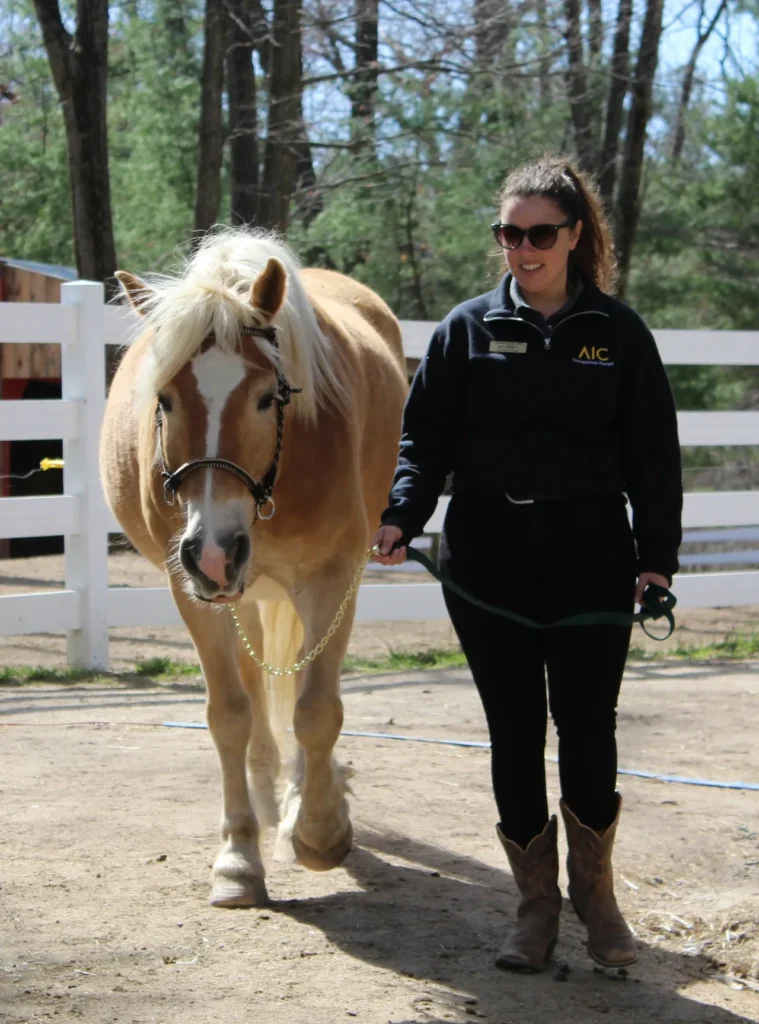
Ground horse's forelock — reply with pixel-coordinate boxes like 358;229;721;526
133;229;346;421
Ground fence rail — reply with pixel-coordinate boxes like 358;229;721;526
1;285;759;668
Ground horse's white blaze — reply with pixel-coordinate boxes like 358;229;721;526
192;347;247;457
191;347;247;511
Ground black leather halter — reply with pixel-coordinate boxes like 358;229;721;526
157;325;301;521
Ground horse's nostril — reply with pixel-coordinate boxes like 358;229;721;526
230;532;251;573
179;535;202;576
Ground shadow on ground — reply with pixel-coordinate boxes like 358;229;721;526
271;828;752;1024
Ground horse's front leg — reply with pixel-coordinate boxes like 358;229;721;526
170;580;268;907
276;571;356;872
234;598;281;830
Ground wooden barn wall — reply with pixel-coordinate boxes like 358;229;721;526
0;264;62;380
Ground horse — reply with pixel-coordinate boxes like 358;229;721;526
100;229;407;906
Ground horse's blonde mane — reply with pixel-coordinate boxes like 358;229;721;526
135;229;345;422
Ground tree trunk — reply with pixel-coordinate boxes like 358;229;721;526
598;0;633;205
473;0;510;65
159;0;191;59
33;0;116;288
254;0;318;230
193;0;226;235
249;0;271;74
260;0;304;232
459;0;511;136
350;0;379;150
587;0;603;64
614;0;665;295
585;0;604;154
227;0;259;224
672;0;728;164
536;0;552;108
563;0;595;169
294;136;323;227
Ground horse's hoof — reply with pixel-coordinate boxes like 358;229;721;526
291;821;353;872
209;876;269;908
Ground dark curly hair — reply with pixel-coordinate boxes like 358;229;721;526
497;155;617;294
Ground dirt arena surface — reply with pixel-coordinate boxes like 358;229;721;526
2;550;759;670
2;660;759;1024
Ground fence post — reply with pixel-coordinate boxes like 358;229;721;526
61;281;110;670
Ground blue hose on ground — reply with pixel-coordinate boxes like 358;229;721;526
161;722;759;792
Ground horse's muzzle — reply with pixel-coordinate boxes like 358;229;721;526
179;529;251;600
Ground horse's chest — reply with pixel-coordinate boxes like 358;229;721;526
245;574;290;601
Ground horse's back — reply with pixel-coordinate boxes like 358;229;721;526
301;268;405;370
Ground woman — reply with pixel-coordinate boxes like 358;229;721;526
372;156;682;972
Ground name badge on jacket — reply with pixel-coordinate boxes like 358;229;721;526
490;341;527;354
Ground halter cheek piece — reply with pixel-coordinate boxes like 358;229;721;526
157;325;302;521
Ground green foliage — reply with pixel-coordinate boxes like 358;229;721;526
108;0;204;270
700;77;759;330
620;75;759;420
0;0;74;263
0;0;204;273
2;0;757;433
295;77;571;320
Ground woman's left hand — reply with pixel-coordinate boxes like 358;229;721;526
635;571;670;606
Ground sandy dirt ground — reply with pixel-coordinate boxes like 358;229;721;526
2;660;759;1024
1;550;759;671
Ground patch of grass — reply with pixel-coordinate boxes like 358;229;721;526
627;645;652;661
673;633;759;661
0;658;202;687
132;657;202;679
5;631;759;690
341;647;467;675
628;632;759;663
0;665;103;685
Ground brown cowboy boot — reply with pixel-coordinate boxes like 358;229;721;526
560;794;637;968
495;815;562;971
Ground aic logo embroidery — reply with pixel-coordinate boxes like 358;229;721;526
574;345;614;367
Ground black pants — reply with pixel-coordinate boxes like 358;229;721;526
440;493;637;849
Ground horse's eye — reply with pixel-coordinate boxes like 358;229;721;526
157;393;172;413
257;392;275;412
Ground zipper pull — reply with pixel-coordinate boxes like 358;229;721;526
544;337;551;350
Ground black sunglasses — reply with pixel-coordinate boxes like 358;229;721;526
491;220;574;251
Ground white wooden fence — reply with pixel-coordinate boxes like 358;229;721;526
2;281;759;669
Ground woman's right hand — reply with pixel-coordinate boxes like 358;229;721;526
371;525;407;565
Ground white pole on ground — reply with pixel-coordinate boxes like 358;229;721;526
61;281;110;670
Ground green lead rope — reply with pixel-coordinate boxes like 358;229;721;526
402;546;677;641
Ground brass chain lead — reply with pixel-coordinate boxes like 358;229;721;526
229;546;379;676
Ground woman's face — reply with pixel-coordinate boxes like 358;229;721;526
500;195;582;297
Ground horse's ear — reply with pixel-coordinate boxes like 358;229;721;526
249;258;287;320
115;271;153;316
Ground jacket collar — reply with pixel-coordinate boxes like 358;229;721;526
488;271;604;318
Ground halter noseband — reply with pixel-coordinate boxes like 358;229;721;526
157;325;301;521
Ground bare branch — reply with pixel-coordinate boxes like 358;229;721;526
672;0;729;162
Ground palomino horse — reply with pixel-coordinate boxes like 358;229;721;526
100;230;407;906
